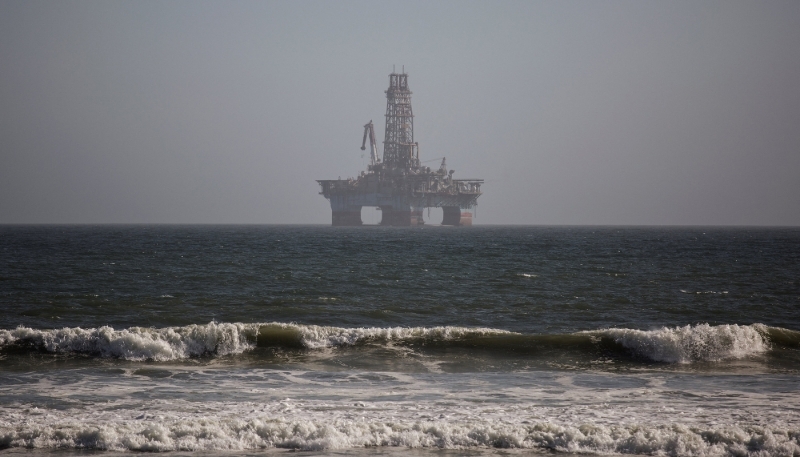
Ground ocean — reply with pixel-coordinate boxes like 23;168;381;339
1;225;799;456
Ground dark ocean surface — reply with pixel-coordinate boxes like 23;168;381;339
1;225;799;455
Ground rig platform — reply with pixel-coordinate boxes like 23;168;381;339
317;72;483;226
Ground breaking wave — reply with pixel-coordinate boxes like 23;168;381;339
0;322;793;363
256;322;514;349
593;323;772;363
0;322;259;361
1;410;798;455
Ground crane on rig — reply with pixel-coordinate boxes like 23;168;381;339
360;120;380;166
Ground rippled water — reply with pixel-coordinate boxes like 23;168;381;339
1;226;799;455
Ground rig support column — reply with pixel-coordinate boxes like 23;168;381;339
379;206;424;226
331;206;363;226
442;206;473;226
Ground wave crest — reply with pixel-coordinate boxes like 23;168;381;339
260;323;514;349
0;322;787;363
0;322;259;361
597;324;770;363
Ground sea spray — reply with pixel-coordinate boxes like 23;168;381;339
0;322;259;361
598;324;770;363
283;323;514;349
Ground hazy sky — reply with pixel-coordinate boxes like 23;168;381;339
1;0;798;225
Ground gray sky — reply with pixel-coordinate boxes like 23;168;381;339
1;0;798;225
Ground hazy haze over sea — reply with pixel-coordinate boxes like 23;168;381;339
1;1;799;226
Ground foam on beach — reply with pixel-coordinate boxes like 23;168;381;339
1;399;798;454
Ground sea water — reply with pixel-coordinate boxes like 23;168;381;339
1;225;798;455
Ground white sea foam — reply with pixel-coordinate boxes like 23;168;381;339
1;400;798;455
680;290;729;295
0;322;258;361
598;324;770;363
280;324;514;349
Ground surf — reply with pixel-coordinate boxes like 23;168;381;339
1;322;791;364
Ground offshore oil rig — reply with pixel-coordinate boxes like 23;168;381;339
317;72;483;226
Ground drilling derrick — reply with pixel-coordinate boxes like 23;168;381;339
317;72;483;226
382;73;417;170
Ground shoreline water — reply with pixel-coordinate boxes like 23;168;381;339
2;226;798;454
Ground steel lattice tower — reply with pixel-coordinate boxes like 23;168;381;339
382;73;417;169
